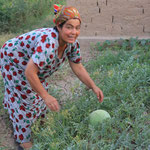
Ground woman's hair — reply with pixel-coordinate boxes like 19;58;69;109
53;21;66;32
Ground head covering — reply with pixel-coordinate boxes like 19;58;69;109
53;4;81;25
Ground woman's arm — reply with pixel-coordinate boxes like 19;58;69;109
25;58;60;111
69;60;104;103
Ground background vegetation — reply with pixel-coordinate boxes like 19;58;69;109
0;0;65;33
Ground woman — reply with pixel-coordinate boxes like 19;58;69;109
0;4;104;150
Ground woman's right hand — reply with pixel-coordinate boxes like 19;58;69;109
25;59;60;112
44;95;60;112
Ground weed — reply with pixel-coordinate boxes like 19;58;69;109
30;38;150;149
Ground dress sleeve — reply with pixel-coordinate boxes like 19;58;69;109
31;35;54;70
68;40;82;64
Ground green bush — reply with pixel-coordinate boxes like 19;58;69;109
0;0;66;33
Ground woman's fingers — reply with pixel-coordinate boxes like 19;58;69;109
51;103;60;112
44;96;60;112
98;90;104;103
92;86;104;103
49;101;60;112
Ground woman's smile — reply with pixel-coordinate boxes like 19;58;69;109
57;19;81;45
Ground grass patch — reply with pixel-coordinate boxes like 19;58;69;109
0;0;66;33
31;38;150;150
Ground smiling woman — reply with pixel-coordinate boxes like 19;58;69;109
57;19;81;45
0;4;104;150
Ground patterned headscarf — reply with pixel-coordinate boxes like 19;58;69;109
53;4;81;25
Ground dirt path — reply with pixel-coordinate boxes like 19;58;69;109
0;38;99;150
0;116;18;150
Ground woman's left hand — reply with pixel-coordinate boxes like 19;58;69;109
69;62;104;103
92;86;104;103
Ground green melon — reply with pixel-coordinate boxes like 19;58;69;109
89;109;111;127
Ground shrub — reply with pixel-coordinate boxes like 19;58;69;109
0;0;66;33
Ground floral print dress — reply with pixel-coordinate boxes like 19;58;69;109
0;28;82;143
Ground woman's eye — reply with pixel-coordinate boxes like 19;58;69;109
66;26;72;29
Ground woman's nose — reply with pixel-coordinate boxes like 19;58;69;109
71;28;77;34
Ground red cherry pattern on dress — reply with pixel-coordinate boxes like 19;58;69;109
26;44;30;48
2;43;6;48
19;36;23;40
8;43;13;47
18;70;23;74
18;52;25;57
4;51;7;56
22;128;26;133
22;61;27;65
16;86;22;91
20;42;25;47
31;47;35;52
25;35;30;40
26;113;32;118
51;32;56;38
5;65;10;71
21;94;27;99
13;58;19;64
21;81;26;85
13;71;17;76
36;46;43;53
10;97;15;103
46;43;51;48
19;134;24;140
6;88;11;94
26;89;31;94
7;74;12;80
11;113;14;119
1;52;4;58
11;109;15;113
20;105;26;111
32;36;35;41
16;125;19;132
52;43;55;48
18;114;23;120
13;93;18;97
8;53;14;57
50;54;53;59
26;125;30;128
41;35;48;43
75;57;81;63
39;61;45;67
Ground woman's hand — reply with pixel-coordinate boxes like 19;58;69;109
92;86;104;103
69;61;104;103
44;95;60;112
25;59;60;112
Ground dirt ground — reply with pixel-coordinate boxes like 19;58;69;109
0;38;99;150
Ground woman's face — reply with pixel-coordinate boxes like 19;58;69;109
57;19;81;44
